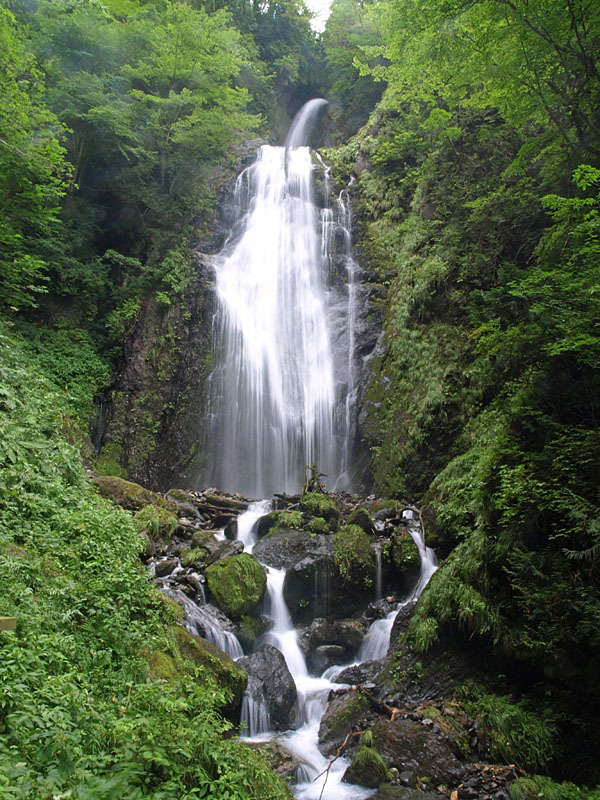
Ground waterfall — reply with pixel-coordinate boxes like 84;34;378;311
203;100;357;498
357;511;438;663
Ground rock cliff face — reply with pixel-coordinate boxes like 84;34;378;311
99;252;215;491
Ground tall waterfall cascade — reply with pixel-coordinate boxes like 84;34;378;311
203;100;358;498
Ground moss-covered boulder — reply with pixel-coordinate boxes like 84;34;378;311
333;524;376;590
205;553;267;620
318;690;372;757
347;506;375;533
343;738;388;788
173;626;247;719
307;516;329;534
300;492;341;527
389;527;420;571
94;475;177;512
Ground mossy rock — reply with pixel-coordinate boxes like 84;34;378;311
157;591;186;623
191;530;217;549
95;442;127;478
95;475;177;512
134;504;178;542
319;690;371;756
235;614;271;653
390;528;420;571
203;493;247;511
307;516;329;534
148;650;178;681
343;742;388;788
173;626;247;718
166;488;193;504
256;511;280;539
205;553;267;620
347;506;374;533
300;492;341;526
333;524;376;589
276;510;303;529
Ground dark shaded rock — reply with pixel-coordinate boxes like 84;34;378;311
252;738;302;787
237;644;297;730
300;617;369;654
155;557;179;577
318;689;375;758
371;716;468;786
176;501;201;519
307;645;348;674
253;530;330;571
347;506;375;533
224;517;238;540
334;662;381;686
389;602;416;651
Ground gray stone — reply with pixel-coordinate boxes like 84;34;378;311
237;644;297;730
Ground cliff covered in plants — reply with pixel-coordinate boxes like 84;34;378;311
325;0;600;788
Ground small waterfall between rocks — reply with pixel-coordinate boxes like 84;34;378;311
202;99;358;498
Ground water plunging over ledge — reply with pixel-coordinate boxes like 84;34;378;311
202;100;358;498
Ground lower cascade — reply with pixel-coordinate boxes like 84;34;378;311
234;503;438;799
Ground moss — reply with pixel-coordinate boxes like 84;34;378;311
390;528;420;571
276;509;303;529
157;591;186;623
181;547;208;568
333;524;376;589
95;442;127;478
205;553;267;620
307;516;329;534
94;475;177;512
344;742;388;788
331;693;370;732
149;651;178;681
134;504;178;542
347;506;374;533
166;488;193;504
173;626;247;717
300;492;341;525
236;614;271;652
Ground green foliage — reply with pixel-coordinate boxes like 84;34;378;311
0;7;69;309
300;491;340;524
307;516;329;534
276;509;303;529
510;775;600;800
0;322;288;799
205;554;267;620
333;524;376;589
459;684;557;770
133;504;177;541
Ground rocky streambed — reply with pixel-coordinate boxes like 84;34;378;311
94;474;523;799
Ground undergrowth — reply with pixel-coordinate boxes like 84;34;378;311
0;323;287;800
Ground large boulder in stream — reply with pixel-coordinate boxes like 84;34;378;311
254;530;373;623
238;644;297;730
205;553;267;620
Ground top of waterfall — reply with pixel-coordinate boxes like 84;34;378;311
284;98;328;148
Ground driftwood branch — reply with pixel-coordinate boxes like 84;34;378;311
314;730;364;800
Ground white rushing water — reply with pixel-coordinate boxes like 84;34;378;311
203;100;358;498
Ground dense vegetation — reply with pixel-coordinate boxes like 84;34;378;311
2;0;600;796
326;0;600;787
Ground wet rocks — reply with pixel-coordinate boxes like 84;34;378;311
370;716;468;786
318;689;375;758
238;644;297;730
